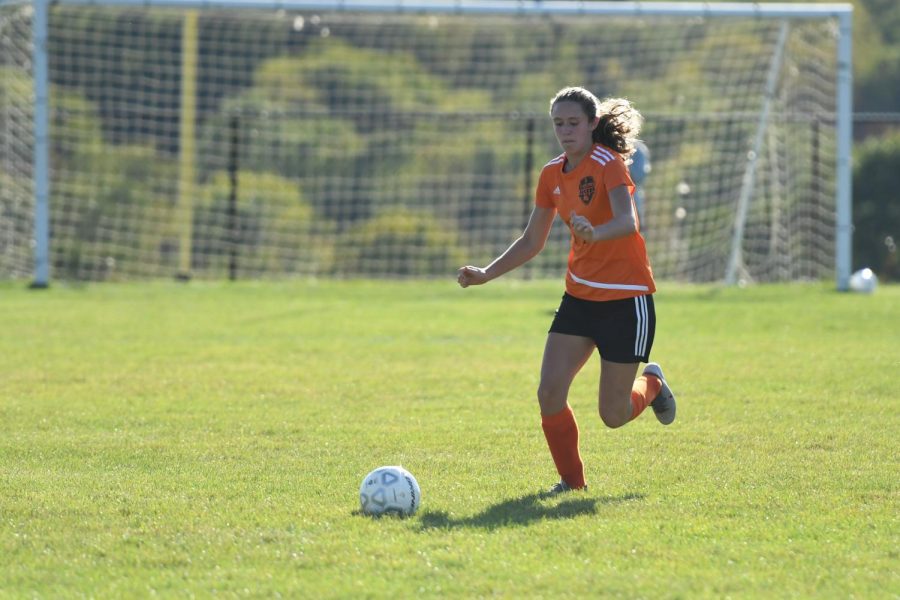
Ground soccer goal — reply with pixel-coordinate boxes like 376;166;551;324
0;0;852;287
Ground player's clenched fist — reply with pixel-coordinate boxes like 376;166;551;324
570;211;596;243
457;265;489;288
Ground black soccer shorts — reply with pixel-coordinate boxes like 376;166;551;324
548;292;656;363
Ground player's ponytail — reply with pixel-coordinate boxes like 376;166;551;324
592;97;643;157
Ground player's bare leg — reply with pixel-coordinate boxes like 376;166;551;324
597;359;641;428
537;333;595;416
538;333;595;493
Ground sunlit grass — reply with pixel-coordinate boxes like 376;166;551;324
1;280;897;597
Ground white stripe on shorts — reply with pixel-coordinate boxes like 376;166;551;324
634;295;648;358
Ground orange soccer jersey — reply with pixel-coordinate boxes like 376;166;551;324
535;144;656;302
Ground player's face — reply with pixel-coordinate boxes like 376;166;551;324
551;101;597;156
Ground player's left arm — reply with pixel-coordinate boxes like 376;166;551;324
570;185;636;243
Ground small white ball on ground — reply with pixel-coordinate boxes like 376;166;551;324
849;268;878;294
359;466;421;517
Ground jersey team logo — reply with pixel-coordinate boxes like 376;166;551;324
578;176;595;205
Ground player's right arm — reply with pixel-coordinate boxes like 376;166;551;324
457;205;556;288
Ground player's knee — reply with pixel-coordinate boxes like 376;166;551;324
537;382;565;412
599;405;628;429
536;382;556;405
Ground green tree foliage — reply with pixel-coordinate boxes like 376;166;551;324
0;169;32;276
6;3;899;281
0;66;33;274
0;66;33;169
193;170;330;277
49;8;295;153
197;38;526;250
334;208;465;277
852;132;900;281
41;89;179;280
859;0;900;45
835;0;900;112
55;143;179;280
855;47;900;113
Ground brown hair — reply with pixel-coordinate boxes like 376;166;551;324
549;87;643;157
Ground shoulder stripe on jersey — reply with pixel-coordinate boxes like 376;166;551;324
593;146;616;162
591;148;617;165
590;152;611;166
544;154;566;168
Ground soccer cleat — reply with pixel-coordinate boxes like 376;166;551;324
643;362;676;425
543;480;588;497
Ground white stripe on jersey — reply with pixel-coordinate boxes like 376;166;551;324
568;271;650;292
591;147;615;165
545;154;566;168
593;146;615;161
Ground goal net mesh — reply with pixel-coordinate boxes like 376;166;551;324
0;3;839;282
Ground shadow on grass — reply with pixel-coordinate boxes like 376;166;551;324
417;491;645;531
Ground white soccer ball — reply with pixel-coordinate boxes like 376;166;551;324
359;466;421;517
849;267;878;294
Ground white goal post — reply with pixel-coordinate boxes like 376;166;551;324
1;0;853;287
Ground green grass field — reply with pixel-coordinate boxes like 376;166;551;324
1;280;897;598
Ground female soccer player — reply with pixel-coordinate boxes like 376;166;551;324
457;87;676;494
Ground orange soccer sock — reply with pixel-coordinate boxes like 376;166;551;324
630;375;662;421
540;405;585;489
